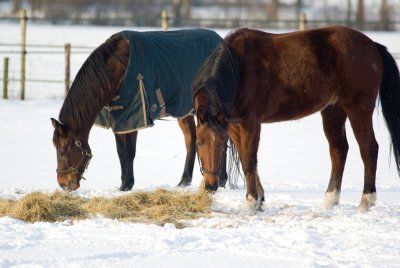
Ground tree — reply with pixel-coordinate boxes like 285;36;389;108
380;0;391;30
296;0;303;17
346;0;352;24
182;0;191;19
11;0;20;13
266;0;279;21
355;0;364;29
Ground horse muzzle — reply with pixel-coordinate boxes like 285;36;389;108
204;176;219;193
58;174;81;191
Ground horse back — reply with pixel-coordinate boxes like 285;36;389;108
226;26;382;122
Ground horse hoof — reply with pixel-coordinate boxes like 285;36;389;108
177;179;191;187
119;186;131;191
246;194;263;212
119;182;134;191
358;192;376;211
322;190;340;209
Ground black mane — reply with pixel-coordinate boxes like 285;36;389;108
192;39;241;133
59;34;124;133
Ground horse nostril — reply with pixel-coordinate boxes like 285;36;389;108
58;182;66;190
205;181;218;193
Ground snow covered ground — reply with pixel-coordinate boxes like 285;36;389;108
1;24;400;267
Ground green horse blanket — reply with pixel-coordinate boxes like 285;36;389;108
95;29;222;133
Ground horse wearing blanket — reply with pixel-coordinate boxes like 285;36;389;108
52;29;225;191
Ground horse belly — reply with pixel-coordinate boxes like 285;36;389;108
259;89;337;123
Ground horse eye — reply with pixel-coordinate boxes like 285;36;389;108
59;141;70;155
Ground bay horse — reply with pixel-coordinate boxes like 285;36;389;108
51;29;227;191
193;26;400;211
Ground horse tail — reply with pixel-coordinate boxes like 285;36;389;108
376;42;400;176
227;138;243;189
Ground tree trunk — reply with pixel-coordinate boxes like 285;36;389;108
380;0;390;30
182;0;191;19
346;0;352;25
12;0;20;14
296;0;303;17
356;0;364;30
171;0;181;26
266;0;278;20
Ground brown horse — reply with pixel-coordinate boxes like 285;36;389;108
193;26;400;211
51;29;227;191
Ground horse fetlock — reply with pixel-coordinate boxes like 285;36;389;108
322;189;341;209
246;193;264;211
119;178;134;191
177;176;192;187
358;192;377;212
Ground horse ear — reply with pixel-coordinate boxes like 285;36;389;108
217;108;226;123
51;118;66;136
196;105;206;124
194;91;208;124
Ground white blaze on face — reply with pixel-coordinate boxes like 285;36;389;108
212;133;216;141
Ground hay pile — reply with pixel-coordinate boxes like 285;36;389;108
0;189;212;227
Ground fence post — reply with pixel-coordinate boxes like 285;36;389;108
299;13;307;30
161;10;168;31
64;43;71;97
20;9;27;100
3;57;9;99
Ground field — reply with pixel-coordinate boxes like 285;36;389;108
0;24;400;267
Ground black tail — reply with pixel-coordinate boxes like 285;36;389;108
376;43;400;176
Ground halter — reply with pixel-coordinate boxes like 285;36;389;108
197;144;222;177
56;139;93;180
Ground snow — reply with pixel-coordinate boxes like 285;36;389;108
1;24;400;267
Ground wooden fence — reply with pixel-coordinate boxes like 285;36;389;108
0;43;93;100
1;10;400;100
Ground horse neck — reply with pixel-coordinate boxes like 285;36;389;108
60;37;129;139
62;88;112;140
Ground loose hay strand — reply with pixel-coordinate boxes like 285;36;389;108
0;189;212;226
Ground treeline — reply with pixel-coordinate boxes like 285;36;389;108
7;0;396;30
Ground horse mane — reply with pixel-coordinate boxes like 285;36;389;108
59;34;124;133
193;36;241;133
192;33;243;186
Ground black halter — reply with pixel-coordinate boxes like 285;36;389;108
197;144;221;177
56;139;92;180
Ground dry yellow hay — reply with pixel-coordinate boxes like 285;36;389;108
0;189;212;227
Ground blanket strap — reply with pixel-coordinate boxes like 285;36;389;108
104;105;124;111
155;88;166;118
102;95;123;111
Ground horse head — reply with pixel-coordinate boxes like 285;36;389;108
194;90;228;192
51;118;92;191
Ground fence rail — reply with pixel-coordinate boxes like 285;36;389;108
1;9;400;100
0;43;94;55
1;12;400;30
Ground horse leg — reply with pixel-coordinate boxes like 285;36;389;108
347;113;378;211
114;131;138;191
218;143;228;187
228;120;264;210
321;104;349;208
177;116;196;187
